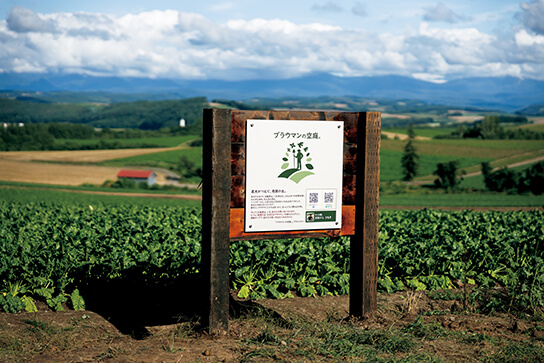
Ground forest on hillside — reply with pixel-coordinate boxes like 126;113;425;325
0;97;207;129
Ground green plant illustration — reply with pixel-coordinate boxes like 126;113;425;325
278;142;315;183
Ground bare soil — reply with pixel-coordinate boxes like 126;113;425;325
2;291;543;362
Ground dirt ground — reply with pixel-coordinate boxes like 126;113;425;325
2;291;543;362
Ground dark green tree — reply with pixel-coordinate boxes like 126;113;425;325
177;155;201;181
480;115;503;139
481;162;519;192
520;161;544;195
433;161;465;191
400;124;419;181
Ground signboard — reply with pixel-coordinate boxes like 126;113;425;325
245;119;344;232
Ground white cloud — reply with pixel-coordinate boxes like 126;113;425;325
6;6;57;33
516;29;544;46
423;2;466;24
0;6;543;81
352;2;367;17
311;2;343;13
520;0;544;34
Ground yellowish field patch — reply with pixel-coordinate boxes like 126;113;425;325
0;147;175;163
447;115;482;123
0;159;175;186
0;159;123;186
382;113;411;119
382;132;430;141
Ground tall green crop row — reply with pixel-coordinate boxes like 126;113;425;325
378;210;544;311
0;200;543;313
0;201;202;312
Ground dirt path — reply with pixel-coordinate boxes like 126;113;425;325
463;154;544;178
413;154;544;184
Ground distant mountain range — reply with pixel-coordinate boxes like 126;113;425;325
1;72;543;112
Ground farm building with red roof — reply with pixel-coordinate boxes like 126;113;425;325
117;170;157;186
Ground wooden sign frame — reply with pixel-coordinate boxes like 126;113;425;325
201;109;380;332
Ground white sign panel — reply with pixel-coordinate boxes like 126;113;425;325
245;120;344;232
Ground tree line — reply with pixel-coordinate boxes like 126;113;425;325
0;122;202;151
400;123;543;194
436;115;543;140
0;97;207;130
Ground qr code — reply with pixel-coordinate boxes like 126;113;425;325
324;192;334;204
308;192;319;204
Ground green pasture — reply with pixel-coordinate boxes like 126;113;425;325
58;135;198;147
462;161;544;190
0;186;201;208
380;192;544;207
101;146;203;168
383;127;458;138
0;180;201;195
507;121;544;133
380;149;490;181
3;183;540;209
382;138;543;157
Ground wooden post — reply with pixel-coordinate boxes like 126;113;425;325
349;112;381;317
201;108;232;333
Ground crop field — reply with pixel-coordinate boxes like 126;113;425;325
381;138;544;157
0;159;122;186
59;135;198;148
0;186;201;208
384;127;458;138
1;187;544;361
0;130;541;190
0;147;178;163
1;199;542;307
380;149;490;181
102;146;203;168
0;143;198;186
380;191;544;207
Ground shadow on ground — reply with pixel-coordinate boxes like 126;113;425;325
78;274;282;339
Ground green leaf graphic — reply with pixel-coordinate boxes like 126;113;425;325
278;168;299;178
306;164;314;170
306;158;312;162
281;163;289;169
290;171;315;184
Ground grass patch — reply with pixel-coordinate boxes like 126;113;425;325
0;180;200;195
381;149;490;181
484;341;544;362
382;139;544;158
380;192;544;207
384;127;458;138
233;309;448;362
462;160;544;190
59;135;198;148
101;147;202;168
0;185;202;208
507;123;544;133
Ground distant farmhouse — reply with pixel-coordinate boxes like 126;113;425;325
117;170;157;186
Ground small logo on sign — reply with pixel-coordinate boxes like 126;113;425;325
278;142;315;183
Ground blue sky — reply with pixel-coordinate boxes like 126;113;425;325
1;0;543;82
